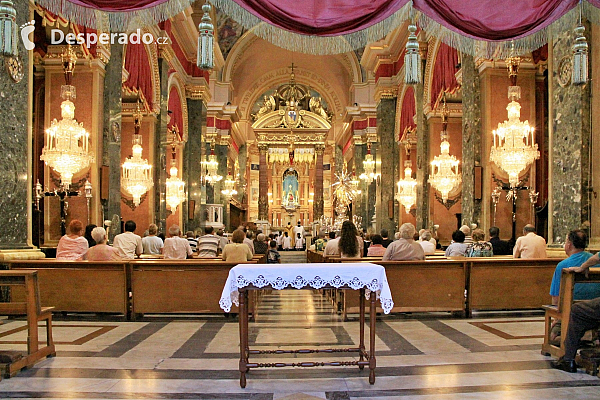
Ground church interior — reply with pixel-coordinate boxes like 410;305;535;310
1;0;600;398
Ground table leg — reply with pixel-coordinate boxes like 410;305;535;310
359;288;365;370
239;289;248;388
369;292;376;384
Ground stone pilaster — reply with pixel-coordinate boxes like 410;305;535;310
334;144;343;175
184;99;205;233
0;0;43;259
376;97;398;235
313;145;324;219
215;144;229;228
237;144;247;205
549;27;592;244
154;58;169;233
353;143;367;230
258;145;269;220
102;43;123;240
366;144;377;231
415;80;430;230
460;54;483;228
204;143;215;204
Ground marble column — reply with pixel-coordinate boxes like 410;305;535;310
415;81;430;230
353;143;367;230
102;43;123;240
215;144;229;228
258;145;269;220
376;97;398;235
460;54;483;228
204;143;215;204
313;145;324;219
154;58;169;233
0;0;42;259
184;99;205;233
549;27;592;244
366;144;377;231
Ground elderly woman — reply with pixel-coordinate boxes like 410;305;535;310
382;223;425;261
338;221;363;258
222;229;253;262
465;228;494;257
253;233;268;255
419;230;436;255
56;219;89;260
163;225;193;260
84;227;121;261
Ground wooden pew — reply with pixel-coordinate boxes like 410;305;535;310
0;271;56;377
130;260;257;318
466;258;560;316
541;268;600;358
338;259;467;319
7;260;129;316
306;249;324;263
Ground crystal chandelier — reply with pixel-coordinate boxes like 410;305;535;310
165;126;186;211
41;46;94;188
350;169;361;196
121;103;153;207
396;158;417;214
359;142;378;183
204;141;223;184
429;99;461;203
490;56;539;188
221;173;237;198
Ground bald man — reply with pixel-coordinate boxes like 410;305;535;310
513;224;547;259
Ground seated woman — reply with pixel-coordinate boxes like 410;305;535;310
253;233;268;255
222;229;253;262
338;221;363;258
445;230;469;258
56;219;89;260
418;231;436;255
465;228;494;257
367;234;386;257
84;227;121;261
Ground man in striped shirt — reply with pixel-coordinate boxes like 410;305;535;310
197;226;221;258
186;231;198;254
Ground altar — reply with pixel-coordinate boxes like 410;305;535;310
220;262;393;387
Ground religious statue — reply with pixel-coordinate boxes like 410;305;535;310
286;184;297;206
253;95;275;121
309;96;330;121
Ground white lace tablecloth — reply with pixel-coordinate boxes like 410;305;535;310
219;262;394;314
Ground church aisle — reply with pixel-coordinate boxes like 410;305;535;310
0;291;598;399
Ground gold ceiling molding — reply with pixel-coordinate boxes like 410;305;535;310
255;132;328;146
252;109;331;131
185;84;209;101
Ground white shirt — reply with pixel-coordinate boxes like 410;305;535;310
419;240;436;255
323;237;340;256
283;236;292;249
293;225;305;239
295;237;304;249
142;235;163;255
113;231;143;259
243;237;255;255
163;236;193;259
513;232;547;259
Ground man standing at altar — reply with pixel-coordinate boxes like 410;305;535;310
293;221;305;246
285;222;295;247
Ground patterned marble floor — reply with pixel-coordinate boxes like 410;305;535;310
0;290;599;399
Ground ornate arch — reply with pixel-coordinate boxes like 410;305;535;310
422;37;441;116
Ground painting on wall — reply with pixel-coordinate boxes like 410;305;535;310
251;187;259;202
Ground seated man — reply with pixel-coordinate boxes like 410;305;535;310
382;223;424;261
112;220;143;259
513;224;547;258
488;226;511;255
323;231;340;257
197;226;221;258
163;225;193;260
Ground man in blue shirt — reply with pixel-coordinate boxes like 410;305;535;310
550;229;600;305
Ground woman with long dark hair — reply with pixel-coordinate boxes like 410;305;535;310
338;220;363;258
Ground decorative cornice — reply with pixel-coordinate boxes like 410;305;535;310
185;84;209;101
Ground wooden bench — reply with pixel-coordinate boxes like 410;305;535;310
466;258;559;316
130;260;258;318
8;260;129;317
0;270;56;377
541;268;600;358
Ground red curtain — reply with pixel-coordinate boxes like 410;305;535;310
399;86;416;140
430;42;459;109
124;44;154;110
60;0;175;12
168;87;183;139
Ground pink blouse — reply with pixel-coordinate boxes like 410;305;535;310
56;235;89;260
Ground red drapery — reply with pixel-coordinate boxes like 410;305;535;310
123;43;154;110
430;42;459;109
54;0;176;12
168;87;183;138
399;86;416;140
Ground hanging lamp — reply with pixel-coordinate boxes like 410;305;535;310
0;0;18;57
197;2;214;70
121;102;153;207
572;2;588;86
165;125;186;211
405;24;420;85
429;97;461;203
396;148;417;213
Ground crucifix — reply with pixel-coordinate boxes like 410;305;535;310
491;181;538;243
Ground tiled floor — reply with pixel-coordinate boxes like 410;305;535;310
0;289;599;399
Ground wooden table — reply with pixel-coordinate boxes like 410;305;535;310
220;263;393;388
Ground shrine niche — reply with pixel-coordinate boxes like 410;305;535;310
282;168;299;212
